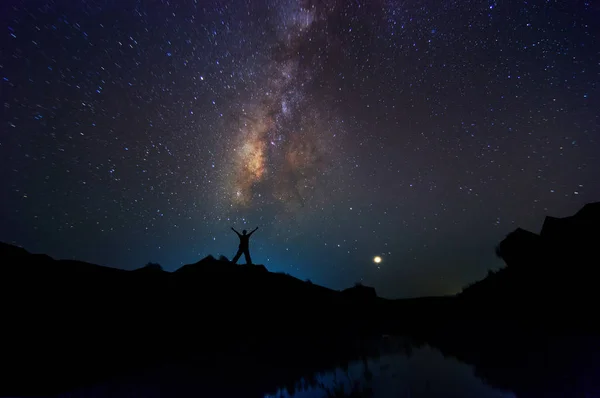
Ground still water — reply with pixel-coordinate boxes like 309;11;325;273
265;344;515;398
58;337;516;398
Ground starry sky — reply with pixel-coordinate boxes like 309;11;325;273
1;0;599;298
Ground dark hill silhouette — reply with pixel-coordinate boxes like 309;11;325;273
435;202;600;398
134;261;164;272
175;254;268;275
342;282;378;301
1;203;599;397
459;201;600;319
0;244;381;396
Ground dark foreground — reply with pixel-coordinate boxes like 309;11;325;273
1;244;598;397
2;203;600;398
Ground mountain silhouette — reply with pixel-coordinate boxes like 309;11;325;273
342;282;378;301
134;261;165;273
0;244;381;396
459;201;600;316
439;202;600;398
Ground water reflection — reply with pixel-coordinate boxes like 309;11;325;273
266;343;515;398
58;336;516;398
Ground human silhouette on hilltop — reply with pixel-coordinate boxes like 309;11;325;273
231;226;258;265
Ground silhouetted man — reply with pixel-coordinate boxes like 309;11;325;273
231;226;258;265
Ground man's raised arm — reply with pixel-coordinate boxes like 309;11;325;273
249;227;259;236
231;227;241;236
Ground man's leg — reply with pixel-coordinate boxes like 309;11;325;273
244;249;252;265
232;249;243;264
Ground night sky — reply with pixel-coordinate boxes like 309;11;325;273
1;0;599;298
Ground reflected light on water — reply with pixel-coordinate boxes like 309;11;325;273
266;345;516;398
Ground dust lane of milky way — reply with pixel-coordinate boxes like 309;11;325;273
219;2;341;211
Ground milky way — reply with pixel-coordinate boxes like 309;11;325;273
2;0;599;298
220;0;340;212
